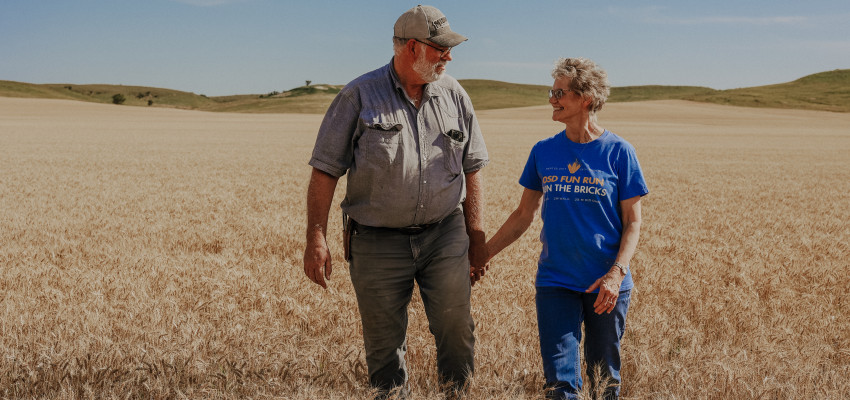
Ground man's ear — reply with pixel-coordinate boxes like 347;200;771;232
406;39;418;54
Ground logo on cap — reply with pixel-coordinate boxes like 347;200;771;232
431;17;448;33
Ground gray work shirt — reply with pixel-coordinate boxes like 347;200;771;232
309;60;489;228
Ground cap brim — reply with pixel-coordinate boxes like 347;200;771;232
431;32;467;48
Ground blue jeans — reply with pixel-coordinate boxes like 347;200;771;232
536;286;631;400
348;211;475;392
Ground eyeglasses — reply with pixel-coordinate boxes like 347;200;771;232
548;89;576;100
414;39;452;58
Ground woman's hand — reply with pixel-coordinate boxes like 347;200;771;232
586;266;626;314
586;195;642;313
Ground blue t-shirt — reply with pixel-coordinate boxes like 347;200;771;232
519;130;649;292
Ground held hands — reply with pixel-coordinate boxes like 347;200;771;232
468;234;490;286
586;266;627;314
469;262;489;286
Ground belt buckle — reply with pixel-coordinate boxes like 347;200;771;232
397;224;428;234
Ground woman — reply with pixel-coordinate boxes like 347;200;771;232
485;57;648;399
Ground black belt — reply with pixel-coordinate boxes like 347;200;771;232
353;218;450;235
392;223;438;235
351;209;461;235
352;221;437;235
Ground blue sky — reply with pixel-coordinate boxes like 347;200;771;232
2;0;849;96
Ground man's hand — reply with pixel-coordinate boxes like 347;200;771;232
468;232;489;286
462;169;488;286
303;226;332;289
469;262;489;286
303;168;340;289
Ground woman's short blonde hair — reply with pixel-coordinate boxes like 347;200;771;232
552;57;610;114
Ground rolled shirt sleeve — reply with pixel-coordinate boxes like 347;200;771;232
309;91;359;178
460;93;489;174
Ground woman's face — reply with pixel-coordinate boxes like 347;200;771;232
549;77;588;124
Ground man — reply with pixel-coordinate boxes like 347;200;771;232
302;4;489;397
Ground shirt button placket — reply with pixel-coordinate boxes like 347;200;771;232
418;114;426;214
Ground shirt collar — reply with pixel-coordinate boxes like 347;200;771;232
388;57;437;101
388;58;401;88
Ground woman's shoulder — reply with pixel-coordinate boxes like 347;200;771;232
600;130;637;151
532;131;564;148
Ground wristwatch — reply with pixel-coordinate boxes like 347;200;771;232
613;262;629;275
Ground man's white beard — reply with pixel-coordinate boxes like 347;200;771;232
413;50;445;83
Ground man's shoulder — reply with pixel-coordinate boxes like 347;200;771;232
430;74;467;96
429;74;476;115
329;63;394;109
343;64;393;92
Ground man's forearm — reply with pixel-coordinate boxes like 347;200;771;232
462;170;485;237
306;167;340;239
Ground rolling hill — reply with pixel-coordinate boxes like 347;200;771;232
685;69;850;112
1;69;848;113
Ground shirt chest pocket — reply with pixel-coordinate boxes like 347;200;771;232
440;129;466;175
434;98;466;175
358;121;404;169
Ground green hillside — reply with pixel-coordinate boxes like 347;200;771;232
2;69;848;113
0;81;222;109
462;81;722;108
463;70;850;113
686;69;850;112
608;85;717;102
458;80;550;110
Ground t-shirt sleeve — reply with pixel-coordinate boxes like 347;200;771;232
617;144;649;200
519;146;543;192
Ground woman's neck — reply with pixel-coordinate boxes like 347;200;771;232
564;120;604;144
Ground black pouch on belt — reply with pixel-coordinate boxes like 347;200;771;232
342;213;352;261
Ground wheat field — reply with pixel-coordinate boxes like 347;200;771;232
1;97;848;399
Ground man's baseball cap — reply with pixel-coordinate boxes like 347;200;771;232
394;5;468;48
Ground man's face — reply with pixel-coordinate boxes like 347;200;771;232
412;42;449;83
